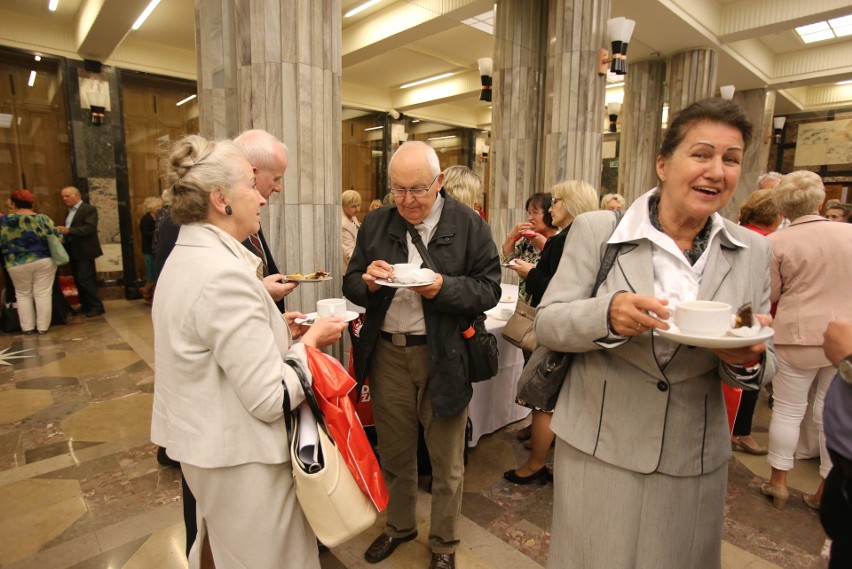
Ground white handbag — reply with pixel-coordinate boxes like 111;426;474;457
283;360;376;547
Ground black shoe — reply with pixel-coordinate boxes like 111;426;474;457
364;532;417;563
503;466;549;485
85;309;105;317
156;446;180;468
430;552;456;569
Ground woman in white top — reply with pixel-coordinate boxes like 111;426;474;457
342;189;362;274
151;135;347;569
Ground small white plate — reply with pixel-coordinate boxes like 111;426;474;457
284;276;333;283
375;278;436;288
501;259;518;268
498;295;516;303
295;311;360;325
655;325;774;349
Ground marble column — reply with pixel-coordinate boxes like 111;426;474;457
721;88;776;220
540;0;611;191
618;59;666;205
195;0;342;315
667;48;717;116
491;0;547;251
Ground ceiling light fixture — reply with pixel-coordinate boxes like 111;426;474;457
48;0;59;12
28;71;37;87
34;55;42;62
176;94;197;106
837;79;852;86
345;0;381;18
796;15;852;44
132;0;161;31
364;125;383;131
400;73;454;89
428;135;457;141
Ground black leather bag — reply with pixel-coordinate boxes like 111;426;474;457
463;313;499;382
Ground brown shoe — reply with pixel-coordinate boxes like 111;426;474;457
364;532;417;564
431;552;455;569
731;436;768;455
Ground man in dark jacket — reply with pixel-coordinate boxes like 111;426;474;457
343;141;500;569
58;186;104;317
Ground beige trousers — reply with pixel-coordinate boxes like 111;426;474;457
369;338;468;554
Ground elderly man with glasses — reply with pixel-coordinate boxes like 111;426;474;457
343;141;500;569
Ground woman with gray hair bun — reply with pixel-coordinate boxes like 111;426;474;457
151;134;347;568
762;170;852;511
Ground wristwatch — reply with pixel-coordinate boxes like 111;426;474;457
839;355;852;385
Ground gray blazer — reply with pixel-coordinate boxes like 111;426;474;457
536;210;777;477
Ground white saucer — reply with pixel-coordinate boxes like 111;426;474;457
498;295;516;303
655;325;774;349
375;278;436;288
295;311;360;325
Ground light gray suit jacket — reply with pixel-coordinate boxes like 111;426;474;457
151;224;309;468
537;210;777;477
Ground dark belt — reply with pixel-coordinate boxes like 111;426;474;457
829;449;852;479
380;331;428;347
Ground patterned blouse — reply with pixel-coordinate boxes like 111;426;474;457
502;235;558;303
0;213;60;268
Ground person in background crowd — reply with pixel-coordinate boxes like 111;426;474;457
763;170;852;511
342;189;362;274
57;186;105;317
343;141;500;569
0;190;61;334
152;134;346;569
473;199;486;220
501;193;558;305
758;171;783;190
729;188;783;456
820;319;852;569
442;165;480;210
599;192;626;211
825;202;851;223
369;199;383;212
138;196;163;302
539;99;776;569
504;180;599;485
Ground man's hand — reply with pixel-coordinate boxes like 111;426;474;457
823;320;852;367
263;274;298;301
411;273;443;299
362;260;394;293
283;311;308;339
57;225;69;235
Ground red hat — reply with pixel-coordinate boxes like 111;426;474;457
10;189;35;205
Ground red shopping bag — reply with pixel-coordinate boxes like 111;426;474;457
722;383;743;436
304;346;389;511
59;275;79;306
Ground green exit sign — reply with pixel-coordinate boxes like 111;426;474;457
610;160;620;168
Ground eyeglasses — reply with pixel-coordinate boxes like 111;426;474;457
390;174;439;198
528;209;544;216
551;198;563;204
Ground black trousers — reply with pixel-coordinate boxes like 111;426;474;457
821;457;852;569
732;388;759;436
70;258;103;313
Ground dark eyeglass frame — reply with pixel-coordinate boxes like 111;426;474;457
390;173;440;198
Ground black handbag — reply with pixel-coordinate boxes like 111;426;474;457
404;223;499;383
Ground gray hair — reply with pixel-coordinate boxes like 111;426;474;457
233;129;287;171
165;135;247;224
142;196;163;212
757;171;783;187
772;170;825;222
599;193;626;210
554;180;600;221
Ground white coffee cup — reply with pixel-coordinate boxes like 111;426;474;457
392;263;418;284
673;300;732;337
498;308;514;320
317;298;347;317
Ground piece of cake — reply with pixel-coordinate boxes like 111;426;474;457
735;302;754;328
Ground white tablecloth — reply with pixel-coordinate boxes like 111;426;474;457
468;283;529;446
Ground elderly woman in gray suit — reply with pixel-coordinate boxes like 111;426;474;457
151;135;347;569
537;99;777;569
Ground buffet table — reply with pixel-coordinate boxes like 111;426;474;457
468;283;529;446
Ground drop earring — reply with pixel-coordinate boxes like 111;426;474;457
225;205;232;215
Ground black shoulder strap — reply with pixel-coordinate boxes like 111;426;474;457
404;222;439;272
591;209;625;297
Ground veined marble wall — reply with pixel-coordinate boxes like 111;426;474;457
619;59;666;205
196;0;342;315
668;48;717;116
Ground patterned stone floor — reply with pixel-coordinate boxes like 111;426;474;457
0;299;829;568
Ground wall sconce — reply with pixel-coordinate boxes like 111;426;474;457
481;144;490;162
719;85;736;100
87;90;109;126
606;102;621;132
478;57;493;102
773;116;786;144
598;17;636;76
79;77;111;126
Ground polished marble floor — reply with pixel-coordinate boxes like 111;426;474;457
0;299;830;568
